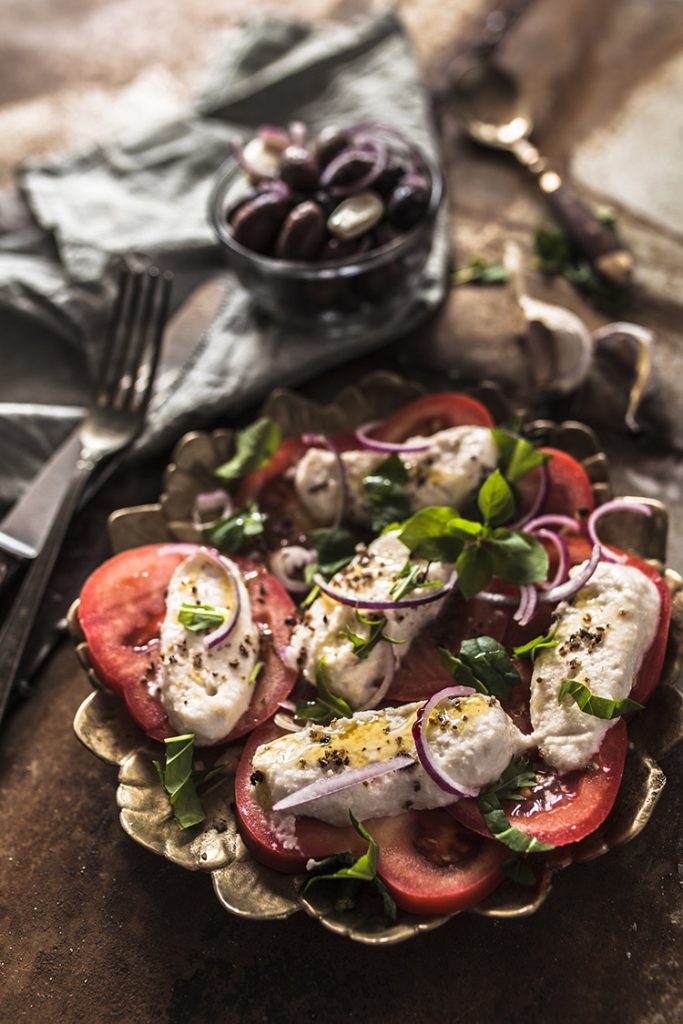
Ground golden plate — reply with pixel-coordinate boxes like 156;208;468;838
70;371;683;944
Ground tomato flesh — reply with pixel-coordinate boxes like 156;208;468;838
372;393;494;441
78;544;297;745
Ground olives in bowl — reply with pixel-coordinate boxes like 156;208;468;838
207;121;443;333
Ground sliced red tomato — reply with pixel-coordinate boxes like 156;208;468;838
448;719;627;847
78;544;297;745
516;446;595;522
371;393;494;442
235;723;505;914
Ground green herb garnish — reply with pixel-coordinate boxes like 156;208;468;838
439;635;522;700
153;734;223;830
202;501;267;554
514;626;559;662
557;679;644;719
302;811;397;920
453;255;509;286
363;453;411;533
478;759;555;854
301;526;357;608
177;602;226;633
248;661;264;687
295;657;353;724
533;223;625;314
340;610;403;660
501;854;538;886
477;468;515;527
214;417;281;487
389;560;443;602
491;429;550;485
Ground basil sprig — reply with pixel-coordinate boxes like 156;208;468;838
340;611;403;661
558;679;644;719
177;602;225;633
302;526;357;608
214;417;281;487
478;759;555;854
203;502;267;554
398;502;548;600
453;255;509;287
389;559;443;602
295;658;353;724
153;734;224;830
439;636;522;701
302;811;397;920
491;429;550;485
513;626;559;662
248;661;264;687
363;453;411;533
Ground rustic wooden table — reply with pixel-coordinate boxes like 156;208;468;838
2;2;683;1021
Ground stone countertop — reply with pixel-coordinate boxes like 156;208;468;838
2;1;683;1021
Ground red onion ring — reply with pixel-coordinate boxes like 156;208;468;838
273;712;303;732
351;121;426;176
257;125;291;151
508;464;549;530
354;420;431;454
270;545;316;595
587;500;653;563
514;584;539;626
524;514;579;533
534;528;570;591
319;140;388;197
412;687;479;798
156;543;241;650
279;699;297;713
301;433;348;527
478;543;602;607
359;643;396;711
313;570;456;611
272;754;415;812
192;489;233;531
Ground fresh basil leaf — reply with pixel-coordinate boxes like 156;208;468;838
447;517;486;540
363;453;411;533
295;657;353;724
398;507;465;563
438;647;484;693
390;560;443;602
453;255;509;286
458;636;522;700
486;757;539;802
491;429;550;484
501;854;537;886
488;530;549;585
479;760;555;854
533;225;625;315
152;734;206;830
177;602;225;633
477;469;515;527
557;679;644;719
302;812;397;921
214;417;281;486
341;611;403;660
513;626;559;662
203;502;267;554
311;526;357;577
248;661;264;686
455;545;494;600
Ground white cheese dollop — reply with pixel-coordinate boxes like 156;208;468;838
158;551;259;746
293;425;497;526
253;696;528;826
289;530;452;708
530;560;660;773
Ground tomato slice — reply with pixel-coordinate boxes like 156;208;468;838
235;723;505;914
78;544;297;745
516;446;595;522
371;393;494;441
448;719;627;847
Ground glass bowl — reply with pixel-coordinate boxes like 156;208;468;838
207;153;444;335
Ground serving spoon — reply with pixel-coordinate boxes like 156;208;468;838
450;60;634;286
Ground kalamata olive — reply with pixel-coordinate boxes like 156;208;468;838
315;126;351;168
241;136;282;181
327;191;384;240
275;201;326;260
387;175;430;230
279;146;319;192
373;161;406;198
320;151;376;192
230;193;291;254
226;188;259;224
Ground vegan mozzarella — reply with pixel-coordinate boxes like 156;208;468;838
252;696;528;826
530;560;660;773
289;530;452;708
157;550;259;746
293;425;497;526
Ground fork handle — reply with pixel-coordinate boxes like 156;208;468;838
0;458;92;727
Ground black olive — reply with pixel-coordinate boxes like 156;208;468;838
275;201;326;260
373;161;406;198
321;151;376;192
279;145;319;192
315;126;351;168
230;193;291;254
387;176;430;230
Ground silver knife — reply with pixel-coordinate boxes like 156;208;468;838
0;272;229;595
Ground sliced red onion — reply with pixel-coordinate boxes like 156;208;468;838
257;125;291;151
359;643;396;711
412;687;479;798
319;141;388;197
313;570;456;611
355;419;431;454
524;513;579;533
157;543;241;650
301;432;348;527
587;500;653;563
273;712;303;732
192;489;233;531
279;699;297;713
272;754;415;812
478;543;602;607
270;545;316;595
351;121;426;175
534;528;570;591
278;645;299;671
508;464;549;530
514;584;539;626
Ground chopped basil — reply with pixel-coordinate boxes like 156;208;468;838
534;223;625;314
439;636;522;700
453;255;509;287
477;469;515;527
478;759;555;854
295;657;353;724
214;417;281;487
301;526;357;608
177;602;226;633
558;679;644;719
514;626;559;662
389;560;443;602
153;734;208;830
248;661;264;687
202;502;267;554
302;811;397;921
340;610;403;661
363;453;411;533
491;429;550;485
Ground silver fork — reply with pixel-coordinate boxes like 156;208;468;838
0;262;173;727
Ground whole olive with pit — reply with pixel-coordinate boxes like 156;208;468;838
279;146;319;192
275;201;326;260
230;193;291;254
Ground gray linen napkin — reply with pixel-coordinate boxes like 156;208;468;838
0;11;448;512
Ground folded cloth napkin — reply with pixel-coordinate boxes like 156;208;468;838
0;11;448;512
